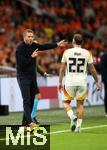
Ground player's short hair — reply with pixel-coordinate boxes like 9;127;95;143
23;29;34;37
73;34;83;45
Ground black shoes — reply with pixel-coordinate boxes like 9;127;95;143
32;118;40;124
71;117;77;132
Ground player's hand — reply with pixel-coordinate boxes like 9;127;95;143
96;81;101;91
44;73;54;77
57;40;68;47
31;48;38;58
58;83;63;92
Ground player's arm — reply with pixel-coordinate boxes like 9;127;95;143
59;50;67;91
88;63;98;82
88;63;100;90
87;52;100;90
59;62;66;91
37;65;53;77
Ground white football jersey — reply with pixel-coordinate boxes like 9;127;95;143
61;47;93;86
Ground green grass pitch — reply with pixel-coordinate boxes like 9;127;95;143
0;106;107;150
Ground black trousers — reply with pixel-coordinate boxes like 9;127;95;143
17;77;39;125
103;79;107;114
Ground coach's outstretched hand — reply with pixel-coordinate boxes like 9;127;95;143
57;40;68;47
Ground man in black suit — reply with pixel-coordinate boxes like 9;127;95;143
16;29;67;128
101;51;107;116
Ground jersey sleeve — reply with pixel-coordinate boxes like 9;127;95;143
36;65;45;76
88;52;93;64
61;51;66;63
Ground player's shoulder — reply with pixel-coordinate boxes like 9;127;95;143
63;48;74;54
81;48;91;55
81;48;88;52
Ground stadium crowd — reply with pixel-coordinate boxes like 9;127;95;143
0;0;107;74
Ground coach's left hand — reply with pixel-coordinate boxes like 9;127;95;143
44;72;54;77
57;40;68;47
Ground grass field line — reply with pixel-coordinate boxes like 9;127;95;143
0;124;107;141
50;124;107;134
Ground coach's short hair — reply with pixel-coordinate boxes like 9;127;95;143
23;29;34;37
73;34;83;45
